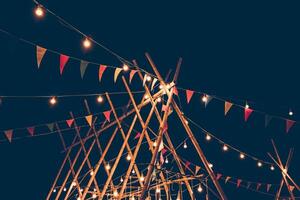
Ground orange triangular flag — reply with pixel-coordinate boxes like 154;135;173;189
244;108;253;122
103;110;112;122
60;54;69;75
151;78;158;91
99;64;107;82
114;68;122;83
224;101;233;116
4;130;13;143
186;90;194;104
85;115;93;126
66;119;74;127
129;70;138;83
27;127;35;136
173;86;179;96
195;166;201;175
289;185;295;192
36;45;47;68
286;119;295;133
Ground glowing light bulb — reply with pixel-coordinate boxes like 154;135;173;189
71;181;76;187
197;185;203;193
245;103;249;109
90;170;94;176
153;141;157;147
63;187;67;192
159;84;163;90
93;188;97;192
132;169;135;174
146;75;152;82
120;177;123;183
97;95;103;103
140;175;145;182
165;157;169;163
123;64;129;71
126;154;131;161
53;189;56;193
35;5;44;18
208;163;213;168
144;94;149;99
156;187;161;193
184;119;189;125
183;142;188;149
257;161;262;167
289;109;293;116
80;188;83;192
113;190;119;197
83;38;92;49
49;96;57;105
202;95;208;103
205;134;211;141
105;163;111;170
92;193;97;199
157;97;162;103
77;197;81;200
222;145;228;151
270;165;275;171
239;153;245;159
130;196;135;200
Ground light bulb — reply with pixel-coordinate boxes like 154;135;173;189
71;181;76;187
159;84;164;89
156;187;161;193
153;141;157;147
113;190;119;197
123;64;129;72
205;134;211;141
126;154;131;161
257;161;262;167
132;169;135;174
140;175;145;182
97;95;103;103
165;157;169;163
146;75;152;82
35;5;44;18
131;196;135;200
63;187;67;192
157;97;162;103
144;94;149;99
77;197;81;200
93;188;97;192
245;103;249;109
80;188;83;192
270;165;275;171
120;177;123;183
90;170;94;176
289;110;293;116
53;189;56;193
197;185;203;193
92;193;97;199
183;142;188;149
184;119;189;125
208;163;213;168
105;163;111;170
239;153;245;159
202;95;208;103
49;96;57;105
83;38;92;49
223;145;228;151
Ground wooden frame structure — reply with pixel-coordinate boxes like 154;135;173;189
46;53;227;200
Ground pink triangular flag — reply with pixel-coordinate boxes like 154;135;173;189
237;179;242;188
103;110;112;122
256;183;261;191
195;166;201;175
114;68;122;83
4;130;13;143
162;148;167;155
66;119;74;127
266;184;271;192
129;70;138;83
286;119;295;133
60;54;69;75
36;45;47;68
216;173;222;180
173;86;179;96
244;108;253;122
162;123;168;133
99;64;107;82
85;115;93;127
134;132;141;139
186;90;194;104
27;127;35;136
225;101;233;116
225;176;231;183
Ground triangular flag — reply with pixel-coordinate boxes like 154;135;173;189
244;108;253;122
216;173;222;180
173;86;179;96
204;95;213;108
47;123;55;132
286;119;295;133
85;115;93;127
66;119;74;127
103;110;112;122
158;141;164;152
151;78;158;91
265;115;273;127
289;185;295;192
266;184;271;192
143;74;147;86
162;148;167;155
60;54;69;75
114;68;122;83
195;166;201;175
237;179;242;188
27;127;35;136
129;70;138;83
134;132;141;139
162;104;168;112
80;60;89;79
186;90;194;104
256;183;261;191
98;65;107;82
225;176;231;183
162;123;168;133
36;46;47;68
4;130;13;143
185;161;191;171
160;153;164;164
224;101;233;116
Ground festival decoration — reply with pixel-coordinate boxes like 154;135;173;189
59;54;69;75
186;90;194;104
80;60;89;79
36;45;47;68
114;68;122;83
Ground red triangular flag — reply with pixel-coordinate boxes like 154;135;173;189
99;64;107;82
134;132;141;139
173;86;179;96
4;130;13;143
244;108;253;122
66;119;74;127
286;119;295;133
186;90;194;104
103;110;112;122
162;148;167;155
60;54;69;75
129;70;138;84
216;173;222;180
225;101;233;116
162;104;168;112
289;185;295;192
85;115;93;126
237;179;242;188
185;161;191;171
27;127;35;136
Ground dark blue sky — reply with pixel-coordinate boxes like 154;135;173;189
0;1;299;199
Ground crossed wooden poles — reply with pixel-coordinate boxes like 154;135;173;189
45;53;227;200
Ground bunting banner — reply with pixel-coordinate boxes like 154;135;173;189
186;90;194;104
216;173;222;180
66;119;74;127
143;74;147;86
225;176;231;183
85;115;93;126
134;132;141;139
98;65;107;82
4;130;13;143
244;108;253;122
162;104;168;112
266;184;271;192
204;95;212;108
256;183;261;191
289;185;295;192
237;179;242;188
195;166;201;175
114;68;122;83
173;86;179;96
151;78;158;91
27;127;35;136
129;70;138;83
224;101;233;116
60;54;69;75
265;115;273;127
162;148;167;155
80;60;89;79
47;123;55;132
185;161;191;171
36;45;47;68
286;119;295;133
160;152;164;164
103;110;112;122
158;141;164;152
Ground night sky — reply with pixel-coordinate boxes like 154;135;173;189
0;1;299;199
